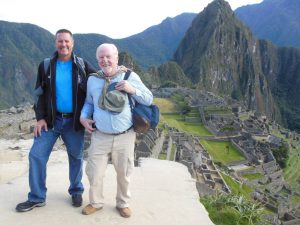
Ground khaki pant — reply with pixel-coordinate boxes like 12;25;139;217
86;129;136;208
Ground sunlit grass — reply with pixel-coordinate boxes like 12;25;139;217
242;173;264;181
158;153;167;160
271;127;300;186
221;172;253;199
200;140;245;165
169;143;176;161
162;114;213;136
154;98;178;113
283;143;300;186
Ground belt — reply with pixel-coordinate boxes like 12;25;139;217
56;112;73;118
100;126;132;136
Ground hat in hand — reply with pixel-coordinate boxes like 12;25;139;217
103;82;126;113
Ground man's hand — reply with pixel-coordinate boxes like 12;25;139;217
80;118;96;134
34;119;48;137
115;80;136;95
118;65;128;72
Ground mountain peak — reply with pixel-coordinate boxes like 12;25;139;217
174;0;248;83
174;0;276;119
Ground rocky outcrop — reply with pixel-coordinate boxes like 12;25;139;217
0;102;35;139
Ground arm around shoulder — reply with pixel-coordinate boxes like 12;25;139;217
84;60;97;75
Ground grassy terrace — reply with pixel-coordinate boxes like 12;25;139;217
153;98;179;113
242;172;264;181
221;172;253;199
162;114;212;136
200;140;246;165
154;97;213;136
204;106;233;116
271;128;300;187
284;145;300;186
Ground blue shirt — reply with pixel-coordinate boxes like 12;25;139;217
56;60;73;113
81;71;153;134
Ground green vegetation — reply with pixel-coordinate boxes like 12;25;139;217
154;95;298;224
270;126;300;209
162;114;212;136
170;93;191;113
170;143;176;161
158;143;176;161
289;194;300;206
158;153;167;160
271;128;300;185
200;140;245;165
153;98;178;113
160;93;209;135
284;143;300;186
160;81;178;88
242;173;264;181
156;61;193;88
200;192;269;225
239;113;250;121
221;173;253;199
204;106;233;116
271;141;289;168
153;96;212;136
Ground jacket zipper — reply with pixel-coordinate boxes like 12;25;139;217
49;64;55;127
74;60;79;130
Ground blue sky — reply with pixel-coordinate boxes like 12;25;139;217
0;0;263;38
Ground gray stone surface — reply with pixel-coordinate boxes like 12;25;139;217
0;156;214;225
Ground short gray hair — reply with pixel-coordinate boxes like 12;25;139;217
96;43;118;60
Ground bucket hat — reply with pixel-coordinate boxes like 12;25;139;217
103;82;126;113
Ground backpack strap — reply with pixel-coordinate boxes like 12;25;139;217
42;57;51;87
44;56;86;76
123;70;134;111
76;56;86;77
43;58;50;75
34;58;49;101
124;70;131;80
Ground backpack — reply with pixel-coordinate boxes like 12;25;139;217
43;56;87;91
43;56;86;76
124;70;160;133
34;56;87;108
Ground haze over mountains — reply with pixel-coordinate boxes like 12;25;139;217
0;0;300;132
235;0;300;48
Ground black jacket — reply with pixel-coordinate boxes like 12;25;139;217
33;52;96;131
